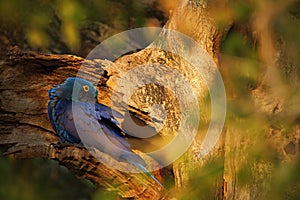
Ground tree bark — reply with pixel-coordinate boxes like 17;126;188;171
104;1;232;198
0;47;167;199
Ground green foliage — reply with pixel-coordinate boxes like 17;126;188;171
0;0;53;48
222;32;257;59
92;189;118;200
56;0;86;50
0;0;149;50
268;159;300;200
0;156;96;200
230;0;253;23
177;159;224;200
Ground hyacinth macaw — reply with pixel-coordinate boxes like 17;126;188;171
48;77;162;186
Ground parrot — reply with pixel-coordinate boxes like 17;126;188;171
48;77;162;186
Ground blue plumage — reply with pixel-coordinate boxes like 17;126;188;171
48;77;162;186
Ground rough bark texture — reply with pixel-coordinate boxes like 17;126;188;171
104;2;232;195
0;47;167;199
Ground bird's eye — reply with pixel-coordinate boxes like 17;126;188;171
83;85;90;92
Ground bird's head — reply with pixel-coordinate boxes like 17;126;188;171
53;77;98;102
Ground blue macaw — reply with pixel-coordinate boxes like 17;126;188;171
48;77;162;186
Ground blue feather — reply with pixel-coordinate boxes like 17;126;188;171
48;77;163;186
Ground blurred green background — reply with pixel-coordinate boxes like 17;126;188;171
0;0;169;57
1;0;300;199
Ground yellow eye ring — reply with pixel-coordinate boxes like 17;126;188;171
83;85;90;92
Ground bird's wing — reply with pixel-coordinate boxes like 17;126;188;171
76;103;163;185
49;99;81;143
95;103;124;120
91;102;134;151
52;101;131;152
71;102;149;167
50;99;136;153
94;103;142;139
50;99;162;186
